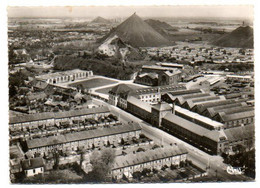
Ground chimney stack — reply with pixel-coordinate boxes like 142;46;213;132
172;102;175;114
158;87;161;102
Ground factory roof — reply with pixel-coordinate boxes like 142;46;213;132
175;105;223;129
163;113;210;137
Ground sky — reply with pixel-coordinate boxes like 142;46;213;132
7;5;254;20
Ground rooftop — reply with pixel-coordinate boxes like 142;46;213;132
21;157;44;170
142;65;179;71
156;62;184;68
109;84;135;95
205;102;248;117
183;93;212;100
152;102;172;112
224;125;254;142
226;75;252;79
218;110;254;122
215;106;253;116
175;105;223;129
193;98;248;114
164;70;182;77
27;92;47;101
133;84;186;95
203;129;227;142
36;69;91;80
112;146;187;170
169;89;202;97
10;106;110;124
191;96;224;104
34;81;49;90
137;72;158;79
27;123;141;149
163;112;210;137
127;96;151;112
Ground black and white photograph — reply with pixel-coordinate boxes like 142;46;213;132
5;0;257;185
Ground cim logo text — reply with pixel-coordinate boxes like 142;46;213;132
226;166;244;175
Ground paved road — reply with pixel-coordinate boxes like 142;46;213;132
93;98;252;182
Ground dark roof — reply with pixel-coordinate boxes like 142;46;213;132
21;157;44;170
27;92;47;101
192;99;248;114
152;102;172;111
203;129;227;142
112;146;187;170
218;110;254;122
34;81;49;90
132;84;186;95
182;93;211;100
9;110;27;117
109;84;135;95
224;125;254;142
174;93;212;106
26;123;141;149
161;93;176;103
10;106;109;124
137;72;158;80
191;96;222;103
168;89;202;97
215;106;253;115
182;96;224;110
206;102;247;115
83;95;92;101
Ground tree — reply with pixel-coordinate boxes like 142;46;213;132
88;149;116;182
141;168;151;176
132;171;142;180
152;144;160;150
107;141;111;147
121;138;125;145
136;147;145;152
78;149;84;168
53;150;60;170
139;134;146;139
9;71;28;99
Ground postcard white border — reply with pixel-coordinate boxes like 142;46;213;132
1;0;259;188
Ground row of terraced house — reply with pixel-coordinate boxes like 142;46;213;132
111;146;188;180
9;106;110;131
25;123;142;156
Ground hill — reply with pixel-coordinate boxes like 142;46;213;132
97;35;143;61
99;13;171;47
144;19;178;38
212;26;253;48
91;16;111;24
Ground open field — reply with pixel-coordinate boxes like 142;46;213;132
69;78;118;89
